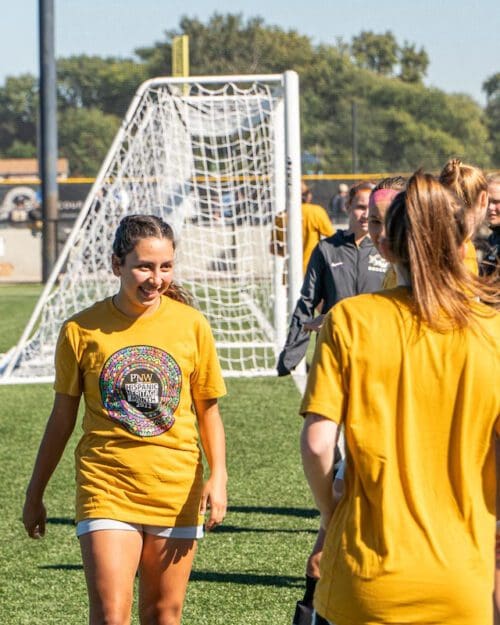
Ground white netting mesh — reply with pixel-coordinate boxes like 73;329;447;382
1;76;295;382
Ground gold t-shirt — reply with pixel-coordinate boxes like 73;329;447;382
464;238;479;275
301;288;500;625
269;202;334;275
55;296;226;526
381;264;397;289
301;202;335;274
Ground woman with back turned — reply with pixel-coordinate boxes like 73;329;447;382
300;173;499;624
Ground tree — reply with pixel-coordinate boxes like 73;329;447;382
0;74;38;156
58;108;120;176
483;73;500;166
483;72;500;101
0;14;494;174
399;42;429;83
351;31;398;75
351;32;428;84
136;13;315;77
4;140;37;158
57;55;147;117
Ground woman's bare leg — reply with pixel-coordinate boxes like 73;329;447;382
80;529;143;625
138;535;197;625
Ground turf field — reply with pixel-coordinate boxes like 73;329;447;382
0;284;317;625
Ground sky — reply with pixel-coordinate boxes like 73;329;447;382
2;0;499;106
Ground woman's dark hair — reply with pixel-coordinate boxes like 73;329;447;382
385;171;498;328
347;180;375;207
372;176;407;193
112;214;192;305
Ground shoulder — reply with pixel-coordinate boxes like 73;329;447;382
359;235;378;251
163;297;212;329
488;228;500;246
303;202;327;215
331;288;410;328
318;230;345;248
64;298;110;330
472;303;500;336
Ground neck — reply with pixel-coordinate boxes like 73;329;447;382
112;294;161;319
346;228;367;245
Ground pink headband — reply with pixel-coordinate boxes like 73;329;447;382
369;189;399;207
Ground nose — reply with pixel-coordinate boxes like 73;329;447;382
149;268;163;286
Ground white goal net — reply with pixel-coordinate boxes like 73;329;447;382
0;73;302;384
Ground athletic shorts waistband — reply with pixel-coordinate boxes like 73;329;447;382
76;518;204;539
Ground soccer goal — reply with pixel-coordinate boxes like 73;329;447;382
0;72;302;384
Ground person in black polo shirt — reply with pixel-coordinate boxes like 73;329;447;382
277;180;387;377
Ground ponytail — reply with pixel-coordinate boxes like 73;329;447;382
385;172;498;328
165;282;193;306
439;159;487;235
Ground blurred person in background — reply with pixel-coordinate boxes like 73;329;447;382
270;181;334;276
481;173;500;276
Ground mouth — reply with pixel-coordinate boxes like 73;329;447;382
139;286;162;300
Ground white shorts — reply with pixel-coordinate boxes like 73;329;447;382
76;518;204;539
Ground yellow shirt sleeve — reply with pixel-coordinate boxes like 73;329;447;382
190;314;227;400
300;309;347;424
54;321;83;397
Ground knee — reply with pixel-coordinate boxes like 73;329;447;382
140;601;183;625
89;611;130;625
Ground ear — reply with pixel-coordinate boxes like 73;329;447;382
478;189;488;214
111;254;121;277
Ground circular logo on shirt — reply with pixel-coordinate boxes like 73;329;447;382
99;345;181;437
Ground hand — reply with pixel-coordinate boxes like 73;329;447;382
303;315;325;333
23;496;47;539
200;473;227;532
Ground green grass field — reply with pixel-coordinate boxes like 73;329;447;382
0;284;317;625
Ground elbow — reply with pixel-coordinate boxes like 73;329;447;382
300;414;335;460
300;432;329;462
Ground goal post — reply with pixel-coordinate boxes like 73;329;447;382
0;72;302;384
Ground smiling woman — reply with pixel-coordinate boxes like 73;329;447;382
22;214;228;625
111;226;175;318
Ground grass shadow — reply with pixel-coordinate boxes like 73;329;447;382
40;564;82;571
190;570;303;587
228;505;318;519
46;517;75;526
214;524;316;535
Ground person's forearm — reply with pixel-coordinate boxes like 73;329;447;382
26;395;79;499
195;399;227;478
301;413;337;528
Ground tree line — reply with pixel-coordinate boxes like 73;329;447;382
0;13;498;176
